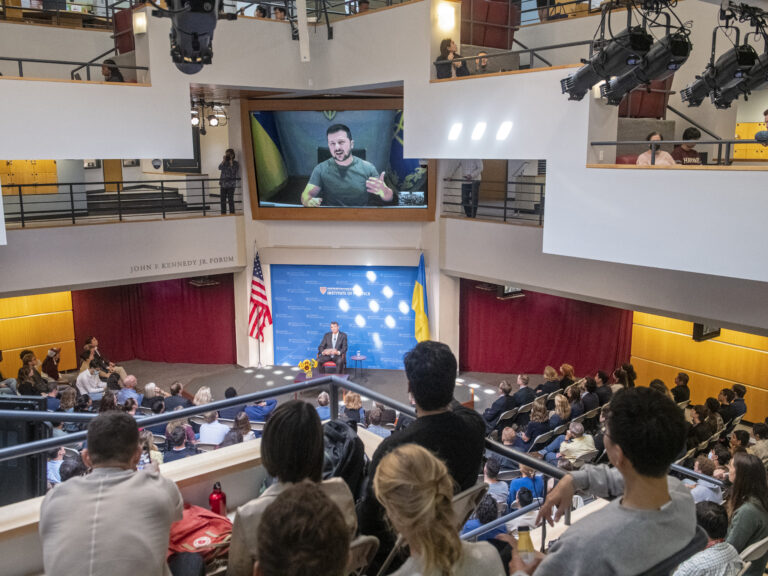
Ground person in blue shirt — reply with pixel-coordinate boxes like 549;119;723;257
461;494;507;541
47;447;65;485
219;387;247;420
316;391;331;421
507;465;545;511
732;384;747;418
244;399;277;422
116;375;143;406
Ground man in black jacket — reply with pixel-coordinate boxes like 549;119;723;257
317;321;348;373
671;372;691;404
358;341;485;572
595;371;613;406
482;379;516;434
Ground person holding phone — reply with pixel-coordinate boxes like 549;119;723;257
218;148;239;215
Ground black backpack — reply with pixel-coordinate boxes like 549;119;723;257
323;420;366;500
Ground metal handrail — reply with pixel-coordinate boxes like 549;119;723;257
666;105;724;165
461;500;541;541
0;56;148;80
0;0;113;28
445;39;593;67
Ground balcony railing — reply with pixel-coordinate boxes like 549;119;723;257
442;178;545;225
0;0;130;28
2;177;243;228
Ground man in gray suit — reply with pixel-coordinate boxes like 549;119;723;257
317;321;348;373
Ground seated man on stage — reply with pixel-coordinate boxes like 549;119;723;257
317;321;348;373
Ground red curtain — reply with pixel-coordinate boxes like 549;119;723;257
72;275;236;365
459;280;632;376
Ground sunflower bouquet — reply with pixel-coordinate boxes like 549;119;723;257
299;358;318;378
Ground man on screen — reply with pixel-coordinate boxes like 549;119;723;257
301;124;393;207
317;321;348;373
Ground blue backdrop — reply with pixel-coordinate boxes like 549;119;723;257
271;265;418;370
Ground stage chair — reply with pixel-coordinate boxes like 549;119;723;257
347;535;380;576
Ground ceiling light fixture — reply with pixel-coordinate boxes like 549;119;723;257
208;114;219;126
471;122;487;140
448;123;463;140
496;121;513;140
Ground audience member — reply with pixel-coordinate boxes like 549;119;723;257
41;347;64;382
505;487;539;537
164;381;192;411
193;386;212;406
519;387;693;575
687;404;714;450
244;398;277;422
672;501;743;576
117;375;143;406
558;364;575;391
511;374;537;427
75;359;106;401
594;370;613;406
342;392;364;424
199;411;230;445
474;50;489;74
98;390;120;413
39;412;183;575
228;400;356;576
45;382;60;411
123;397;140;417
79;336;128;383
316;391;331;420
218;428;243;448
513;397;550;450
731;429;750;455
671;127;703;166
710;443;732;481
358;341;485;572
59;387;76;412
101;59;124;82
566;383;584;419
461;494;507;540
507;465;544;511
549;394;571;429
145;399;168;436
357;0;369;12
219;387;246;420
483;379;517;434
749;423;768;467
273;6;286;19
138;429;164;466
484;458;509;506
0;368;17;395
671;372;691;403
164;407;197;445
255;4;267;17
592;405;609;455
373;401;397;425
611;367;629;393
687;455;722;504
636;132;676;166
621;362;637;387
580;377;599;412
47;447;65;486
649;378;674;401
141;382;162;408
718;388;739;426
234;411;256;441
19;352;48;395
540;421;595;467
434;38;470;79
59;455;88;482
163;426;199;463
254;481;351;576
732;384;747;418
536;366;561;398
366;407;391;438
726;452;768;576
374;444;505;576
705;397;725;432
492;427;521;471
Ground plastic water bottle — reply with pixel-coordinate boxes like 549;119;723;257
209;481;227;516
357;350;361;357
518;526;536;564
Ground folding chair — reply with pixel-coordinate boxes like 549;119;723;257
347;535;380;576
551;423;568;437
196;443;217;452
739;534;768;565
497;408;519;429
218;418;235;428
569;449;599;470
190;415;207;427
528;431;555;453
674;447;696;466
677;400;690;410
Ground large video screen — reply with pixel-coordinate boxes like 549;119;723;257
250;109;428;208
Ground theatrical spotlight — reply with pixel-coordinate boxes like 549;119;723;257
601;31;692;105
681;44;758;106
712;50;768;109
561;27;654;101
207;114;219;126
150;0;237;75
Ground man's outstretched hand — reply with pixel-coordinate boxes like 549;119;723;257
366;172;393;201
536;474;574;527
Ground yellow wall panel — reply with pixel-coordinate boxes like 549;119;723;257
0;312;76;351
631;311;768;422
0;341;77;380
0;292;72;319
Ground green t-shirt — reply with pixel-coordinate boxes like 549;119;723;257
307;156;379;207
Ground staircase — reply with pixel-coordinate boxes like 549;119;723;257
86;186;211;216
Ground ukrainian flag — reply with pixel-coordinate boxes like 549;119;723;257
250;112;288;201
412;253;430;342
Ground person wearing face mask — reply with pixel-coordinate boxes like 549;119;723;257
76;360;107;401
636;132;676;167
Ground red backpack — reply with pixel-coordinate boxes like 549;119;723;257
168;504;232;565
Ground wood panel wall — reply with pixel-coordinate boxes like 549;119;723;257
630;312;768;423
0;292;77;379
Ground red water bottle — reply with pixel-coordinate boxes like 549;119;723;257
209;482;227;516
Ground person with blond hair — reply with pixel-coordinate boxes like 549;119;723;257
515;397;551;450
483;379;517;434
550;394;571;429
193;386;212;406
536;366;560;399
343;392;364;424
374;444;505;576
558;364;575;391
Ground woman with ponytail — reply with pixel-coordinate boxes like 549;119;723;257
374;444;505;576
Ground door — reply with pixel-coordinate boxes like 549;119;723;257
102;160;123;193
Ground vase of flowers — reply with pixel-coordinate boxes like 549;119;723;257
299;358;318;379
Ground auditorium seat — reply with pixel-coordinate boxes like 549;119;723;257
616;154;639;164
461;0;520;50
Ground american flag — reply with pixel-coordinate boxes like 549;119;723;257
249;252;272;341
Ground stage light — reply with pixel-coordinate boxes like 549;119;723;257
471;122;486;140
681;44;759;106
711;50;768;109
601;31;692;106
132;10;147;34
496;121;513;140
191;115;200;126
561;27;654;101
207;114;219;126
448;123;462;141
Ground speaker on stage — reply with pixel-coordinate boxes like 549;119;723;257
0;396;49;506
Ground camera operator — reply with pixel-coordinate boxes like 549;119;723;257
218;148;239;215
